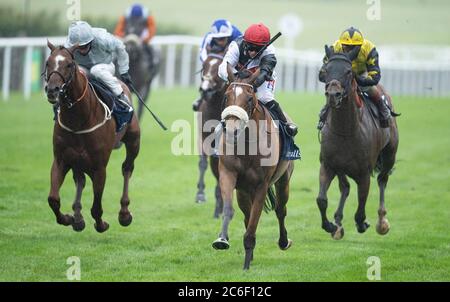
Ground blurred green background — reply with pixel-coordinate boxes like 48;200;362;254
1;0;449;48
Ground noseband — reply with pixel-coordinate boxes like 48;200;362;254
325;55;354;99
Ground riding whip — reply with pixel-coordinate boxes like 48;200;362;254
127;81;167;131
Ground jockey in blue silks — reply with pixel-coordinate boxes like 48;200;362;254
193;19;241;111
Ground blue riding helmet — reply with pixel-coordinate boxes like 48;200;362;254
210;19;233;38
130;4;144;18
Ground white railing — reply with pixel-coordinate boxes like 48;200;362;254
1;35;449;100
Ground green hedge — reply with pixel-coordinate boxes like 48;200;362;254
0;5;191;37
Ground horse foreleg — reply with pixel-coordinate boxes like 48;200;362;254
48;160;72;226
316;164;336;235
275;171;293;250
212;168;236;250
355;175;371;233
332;174;350;240
210;156;223;218
119;123;140;227
195;154;208;203
90;168;109;233
71;171;86;232
243;184;268;270
137;83;151;121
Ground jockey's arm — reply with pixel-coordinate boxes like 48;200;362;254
357;48;381;86
142;15;156;44
253;54;277;87
218;41;239;81
109;35;130;75
114;16;126;38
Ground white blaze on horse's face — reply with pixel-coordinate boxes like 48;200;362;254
235;86;243;98
201;58;219;91
54;55;66;72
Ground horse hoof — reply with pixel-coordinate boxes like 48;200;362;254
279;239;293;250
94;221;109;233
72;219;85;232
356;221;370;233
196;193;206;203
212;238;230;250
119;212;133;227
322;221;337;234
332;225;344;240
57;214;74;226
376;218;390;235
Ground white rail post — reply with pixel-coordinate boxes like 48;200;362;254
180;44;192;87
165;43;176;88
23;46;33;100
2;46;12;101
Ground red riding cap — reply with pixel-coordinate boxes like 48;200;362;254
243;23;271;46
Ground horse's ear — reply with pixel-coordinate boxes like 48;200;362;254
47;39;55;52
324;44;333;58
347;46;360;61
227;63;235;82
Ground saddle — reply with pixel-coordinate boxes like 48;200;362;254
261;102;301;161
88;77;134;133
52;78;134;133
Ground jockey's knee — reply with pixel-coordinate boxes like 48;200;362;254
90;64;113;79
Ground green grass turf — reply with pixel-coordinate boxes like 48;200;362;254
0;88;449;281
2;0;449;47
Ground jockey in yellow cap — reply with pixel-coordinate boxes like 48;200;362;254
318;27;396;129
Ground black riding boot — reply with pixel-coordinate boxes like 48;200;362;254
192;97;202;111
377;95;391;128
266;100;298;137
317;105;329;130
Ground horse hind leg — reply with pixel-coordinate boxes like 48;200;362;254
332;175;350;240
195;154;208;203
71;171;86;232
210;156;223;218
90;168;109;233
376;144;397;235
275;170;292;250
355;175;371;233
48;160;73;226
118;120;140;227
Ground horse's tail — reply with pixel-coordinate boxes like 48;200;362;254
374;154;395;176
264;186;277;213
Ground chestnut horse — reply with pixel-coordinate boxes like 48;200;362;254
195;52;227;218
44;41;140;232
212;70;294;270
317;46;399;239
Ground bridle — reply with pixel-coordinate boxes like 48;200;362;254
325;54;354;101
221;82;258;128
201;53;226;100
42;48;84;108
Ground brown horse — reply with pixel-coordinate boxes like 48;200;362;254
212;69;294;270
195;52;227;218
44;41;140;232
317;46;399;239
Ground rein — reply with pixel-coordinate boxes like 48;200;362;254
57;82;112;134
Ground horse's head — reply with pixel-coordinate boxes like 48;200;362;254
200;53;225;100
123;34;141;60
221;68;259;142
44;40;79;105
322;45;359;108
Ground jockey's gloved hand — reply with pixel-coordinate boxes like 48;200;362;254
121;73;132;86
356;75;371;87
